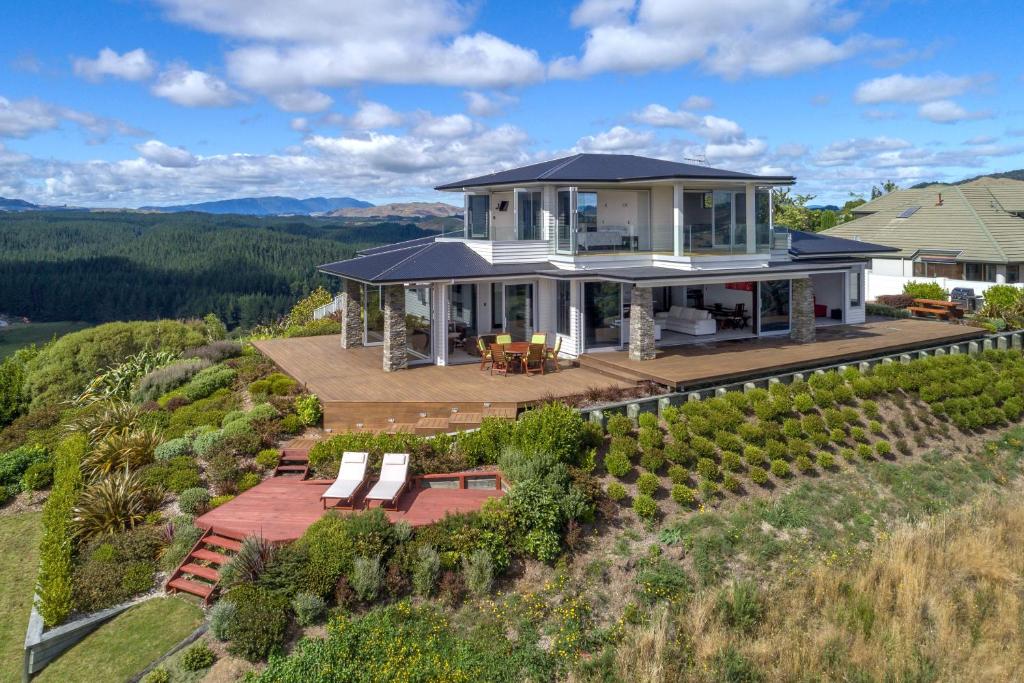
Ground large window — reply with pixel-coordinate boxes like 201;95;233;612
1008;264;1020;284
965;262;997;282
557;189;573;252
516;190;542;240
467;195;489;239
556;280;571;335
759;280;790;333
755;188;772;250
405;286;433;362
504;284;535;340
577;192;598;233
491;282;503;329
584;282;622;348
449;284;476;336
849;271;861;306
364;285;384;345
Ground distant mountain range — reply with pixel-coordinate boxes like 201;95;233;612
326;202;462;219
140;196;373;215
911;169;1024;189
0;197;80;212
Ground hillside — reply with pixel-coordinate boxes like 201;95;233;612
141;196;373;216
326;201;462;219
911;168;1024;188
0;211;430;327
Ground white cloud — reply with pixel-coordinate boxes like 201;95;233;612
463;91;518;117
917;99;991;124
73;48;155;82
155;0;543;93
964;135;997;146
268;90;332;113
854;73;982;104
290;117;310;132
412;113;476;139
815;136;912;166
350;102;404;130
134;140;197;167
632;104;744;142
682;95;713;110
775;143;808;158
0;96;143;142
151;67;244;107
574;125;655;152
705;138;767;160
553;0;880;79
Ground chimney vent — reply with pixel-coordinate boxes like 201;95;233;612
936;192;943;206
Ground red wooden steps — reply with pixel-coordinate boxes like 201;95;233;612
204;534;242;552
166;528;244;604
180;562;220;581
168;577;214;600
274;441;311;478
191;548;229;564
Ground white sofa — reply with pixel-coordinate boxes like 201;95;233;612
656;306;716;336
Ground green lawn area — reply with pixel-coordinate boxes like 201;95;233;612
35;597;203;683
0;512;42;683
0;322;90;359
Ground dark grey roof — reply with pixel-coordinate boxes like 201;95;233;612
434;153;795;190
780;228;898;257
356;235;437;256
533;258;869;283
320;240;539;284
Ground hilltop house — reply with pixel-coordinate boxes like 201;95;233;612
319;153;895;371
823;177;1024;298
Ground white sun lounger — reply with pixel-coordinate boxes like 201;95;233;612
364;453;409;509
320;451;369;509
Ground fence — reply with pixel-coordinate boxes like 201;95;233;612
312;295;343;320
866;272;1023;301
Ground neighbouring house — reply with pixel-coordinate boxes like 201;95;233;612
823;177;1024;299
318;153;896;371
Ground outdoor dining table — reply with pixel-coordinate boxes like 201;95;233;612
501;342;530;372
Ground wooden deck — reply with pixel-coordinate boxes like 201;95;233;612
195;474;504;542
579;318;984;389
252;337;633;430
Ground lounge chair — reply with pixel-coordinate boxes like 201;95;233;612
321;451;369;509
365;453;410;509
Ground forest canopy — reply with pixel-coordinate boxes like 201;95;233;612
0;211;431;328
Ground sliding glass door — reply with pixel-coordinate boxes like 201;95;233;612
758;280;790;333
364;285;384;345
556;188;574;253
466;194;490;239
405;286;433;363
503;284;534;341
515;189;542;240
583;282;622;349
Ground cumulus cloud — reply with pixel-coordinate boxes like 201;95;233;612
574;125;655;152
853;73;983;104
349;102;404;130
632;104;745;142
463;91;518;117
151;67;244;107
134;139;197;167
682;95;713;110
412;113;476;139
268;90;333;113
73;48;155;82
917;99;992;124
0;96;143;142
155;0;543;93
553;0;880;79
814;136;911;166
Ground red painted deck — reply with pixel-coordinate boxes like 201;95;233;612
195;475;503;542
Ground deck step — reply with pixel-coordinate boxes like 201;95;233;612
577;354;649;384
168;577;214;599
191;548;230;565
415;417;451;435
204;535;242;552
274;464;308;472
180;562;221;581
448;412;482;427
384;422;416;434
481;405;518;419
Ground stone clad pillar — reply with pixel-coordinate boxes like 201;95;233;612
340;279;363;349
790;278;816;343
383;285;407;372
628;285;656;361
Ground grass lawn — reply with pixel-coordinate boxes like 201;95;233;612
0;322;89;359
35;597;203;683
0;512;42;683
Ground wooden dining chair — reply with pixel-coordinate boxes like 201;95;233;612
496;333;512;345
544;337;562;372
489;344;511;377
477;337;492;370
524;343;545;375
530;333;547;345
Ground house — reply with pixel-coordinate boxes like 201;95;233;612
823;177;1024;298
319;153;896;371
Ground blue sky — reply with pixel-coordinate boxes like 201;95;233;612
1;0;1022;207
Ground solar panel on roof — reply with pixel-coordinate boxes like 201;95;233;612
898;206;920;218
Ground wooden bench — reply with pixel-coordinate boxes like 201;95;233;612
908;298;963;320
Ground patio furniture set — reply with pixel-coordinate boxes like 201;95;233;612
321;451;409;510
477;333;562;376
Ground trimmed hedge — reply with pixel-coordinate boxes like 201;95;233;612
37;434;87;627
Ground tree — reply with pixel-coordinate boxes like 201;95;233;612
0;346;36;427
818;210;837;230
870;180;899;199
772;189;818;232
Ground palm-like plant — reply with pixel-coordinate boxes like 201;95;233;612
222;534;276;587
73;469;161;538
74;349;179;404
66;400;142;443
82;427;160;478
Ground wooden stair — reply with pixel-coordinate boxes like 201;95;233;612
166;528;243;604
273;439;314;478
577;354;650;384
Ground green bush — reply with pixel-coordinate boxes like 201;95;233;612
210;494;235;508
21;459;54;491
698;478;718;500
142;668;171;683
748;466;769;486
292;592;327;626
717;580;764;634
179;642;216;672
667;464;689;485
868;419;884;435
255;449;280;469
850;426;868;443
637;412;659;430
720;451;742;472
462;548;494;597
632;494;658;521
639;449;665;473
154;437;192;461
857;444;874;459
413;546;441;597
781;418;803;439
770;459;790;478
860;399;879;418
0;444;48;489
224;583;290;661
294;394;322;426
714;430;743;453
179;366;237;403
689;435;716;458
248;372;297;397
816;451;835;469
671;484;696;506
696;457;720;481
794;455;813;473
510;402;588;465
193;429;225;457
765;439;787;460
793;393;815;413
237;472;262;492
603;450;632;478
903;281;949;300
606;481;627;501
839;447;856;461
178;487;210;515
638;426;664;452
280;414;304;435
875;440;893;457
636;472;660;496
37;435;86;627
209;600;237;641
722;474;740;492
605;413;632;438
829;427;846;443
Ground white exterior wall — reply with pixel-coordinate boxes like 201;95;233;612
489;191;515;240
847;265;866;324
810;272;844;318
870;257;911;276
866;272;1024;300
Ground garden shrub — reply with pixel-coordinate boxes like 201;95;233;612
609;435;640;462
857;444;874;459
770;459;790;478
765;439;786;460
154;437;192;461
829;427;846;443
696;457;719;481
794;455;813;473
237;472;262;492
178;487;210;515
875;440;893;457
637;412;659;430
809;431;830;448
142;669;170;683
793;393;815;413
903;281;949;300
210;494;235;508
510;402;588;465
638;426;664;452
850;426;868;443
839;447;855;461
37;435;86;627
714;430;743;453
292;592;327;626
639;449;665;472
698;478;718;500
749;466;769;486
782;418;803;439
742;445;765;467
632;494;657;521
294;394;322;426
663;441;692;467
161;517;204;571
134;359;211;403
462;548;494;597
193;429;225;458
787;438;810;459
603;450;631;478
667;464;688;485
722;474;740;492
21;459;53;491
164;389;238;438
816;451;836;469
224;583;290;661
413;546;441;597
140;456;202;494
209;600;237;641
671;484;695;506
208;453;240;494
720;451;742;472
605;413;632;438
249;372;297;397
298;509;395;597
179;642;216;672
737;422;764;445
606;481;627;501
636;472;660;496
689;435;716;458
177;366;237;403
868;419;884;435
255;449;280;469
0;443;48;489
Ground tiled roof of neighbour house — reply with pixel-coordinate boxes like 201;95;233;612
824;178;1024;263
434;153;795;190
778;228;898;257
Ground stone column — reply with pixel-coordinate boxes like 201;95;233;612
340;279;363;349
383;285;407;372
790;278;816;343
628;285;657;361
